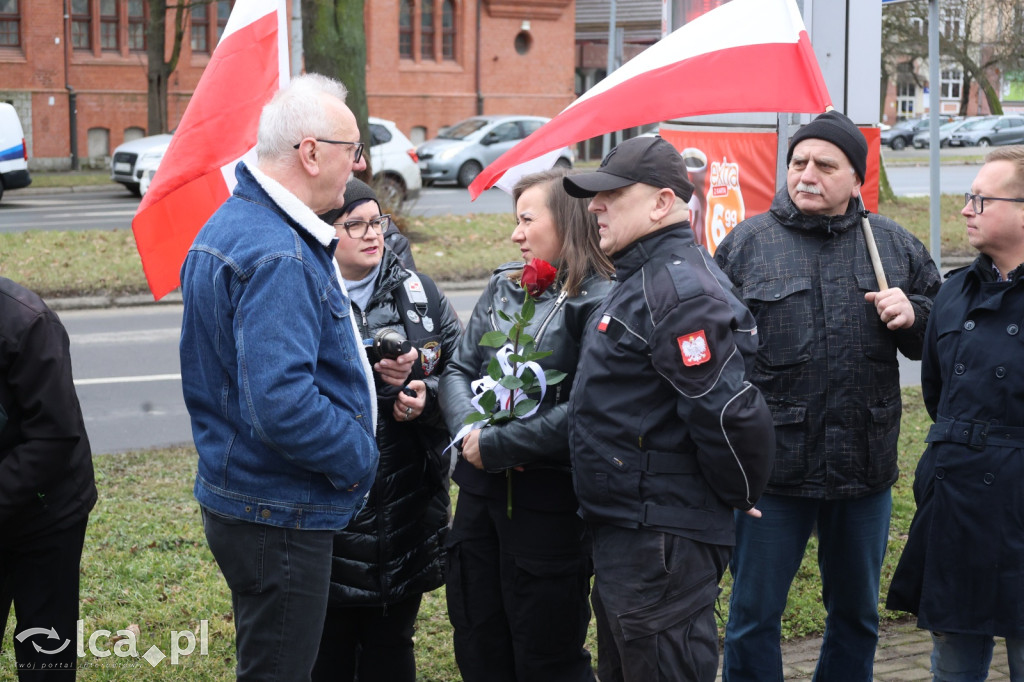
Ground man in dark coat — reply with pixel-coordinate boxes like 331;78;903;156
887;145;1024;678
0;277;97;679
714;110;942;681
564;136;775;681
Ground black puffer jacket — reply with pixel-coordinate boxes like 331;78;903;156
715;190;941;499
327;251;462;606
440;264;613;513
0;278;97;543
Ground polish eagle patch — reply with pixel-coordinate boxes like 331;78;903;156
677;330;711;367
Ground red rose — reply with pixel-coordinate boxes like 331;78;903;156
521;259;558;297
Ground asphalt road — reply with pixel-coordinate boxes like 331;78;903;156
0;184;512;233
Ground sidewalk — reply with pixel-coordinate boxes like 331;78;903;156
732;618;1014;681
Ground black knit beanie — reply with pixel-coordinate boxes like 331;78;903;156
787;110;867;182
319;178;381;225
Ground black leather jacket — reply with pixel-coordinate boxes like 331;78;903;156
715;190;941;499
440;264;613;513
327;251;462;606
0;278;96;543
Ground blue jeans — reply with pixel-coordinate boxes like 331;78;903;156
931;632;1024;681
722;490;892;682
202;507;335;681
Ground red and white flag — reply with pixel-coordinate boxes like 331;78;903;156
469;0;831;199
132;0;289;300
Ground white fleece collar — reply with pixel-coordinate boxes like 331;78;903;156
248;164;338;248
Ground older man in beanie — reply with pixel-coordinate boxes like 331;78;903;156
714;110;942;681
564;136;775;681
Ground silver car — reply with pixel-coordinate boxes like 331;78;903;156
416;115;573;188
948;115;1024;147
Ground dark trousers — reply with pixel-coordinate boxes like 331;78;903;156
590;524;729;682
311;593;422;682
0;517;88;681
202;507;335;682
445;489;595;682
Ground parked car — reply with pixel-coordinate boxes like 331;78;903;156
117;117;422;204
416;115;573;188
0;102;31;203
136;141;170;197
368;116;422;204
110;132;173;196
948;115;1024;147
880;116;954;151
912;116;990;149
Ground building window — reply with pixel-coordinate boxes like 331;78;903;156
420;0;434;60
399;0;412;58
0;0;19;47
940;68;962;99
71;0;91;49
441;0;455;60
940;6;963;40
191;5;210;53
128;0;146;51
100;0;119;51
216;1;232;41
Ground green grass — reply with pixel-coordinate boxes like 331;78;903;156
0;388;931;679
0;195;969;301
27;170;111;188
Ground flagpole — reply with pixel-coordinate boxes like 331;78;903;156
602;0;617;158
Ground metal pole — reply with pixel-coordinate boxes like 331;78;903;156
602;0;617;157
928;0;941;270
290;0;303;77
64;0;78;170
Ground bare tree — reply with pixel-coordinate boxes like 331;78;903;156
882;0;1024;116
301;0;373;183
145;0;209;135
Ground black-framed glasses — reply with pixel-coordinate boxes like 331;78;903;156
335;214;391;239
964;192;1024;214
292;138;364;163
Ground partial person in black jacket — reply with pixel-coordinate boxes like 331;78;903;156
439;168;614;682
0;277;97;680
887;146;1024;679
563;136;774;682
312;181;462;682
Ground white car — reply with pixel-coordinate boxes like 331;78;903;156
113;117;421;204
136;141;170;197
110;132;172;196
368;116;422;204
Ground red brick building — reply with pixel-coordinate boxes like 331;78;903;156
0;0;576;170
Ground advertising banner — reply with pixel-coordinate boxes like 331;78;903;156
660;127;880;255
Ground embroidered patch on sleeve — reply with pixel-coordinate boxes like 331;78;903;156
678;330;711;366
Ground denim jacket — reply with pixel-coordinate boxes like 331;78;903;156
180;162;378;530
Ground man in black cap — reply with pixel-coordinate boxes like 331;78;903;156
713;110;942;681
564;136;775;681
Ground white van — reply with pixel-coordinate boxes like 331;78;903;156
0;102;32;202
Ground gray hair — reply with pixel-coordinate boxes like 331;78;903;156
255;73;349;162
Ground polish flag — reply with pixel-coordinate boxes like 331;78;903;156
469;0;831;199
132;0;289;300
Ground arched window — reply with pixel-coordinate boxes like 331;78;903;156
420;0;434;60
399;0;412;59
441;0;455;60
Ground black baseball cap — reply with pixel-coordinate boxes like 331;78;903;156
562;136;694;202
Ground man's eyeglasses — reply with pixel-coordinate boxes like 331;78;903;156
964;192;1024;215
335;214;391;239
293;138;364;164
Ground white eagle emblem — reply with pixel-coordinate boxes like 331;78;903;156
420;341;441;376
678;331;711;367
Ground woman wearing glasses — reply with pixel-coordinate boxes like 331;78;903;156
311;178;462;682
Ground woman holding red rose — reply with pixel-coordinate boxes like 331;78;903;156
439;168;614;681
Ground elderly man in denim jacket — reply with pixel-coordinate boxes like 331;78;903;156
180;74;411;680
